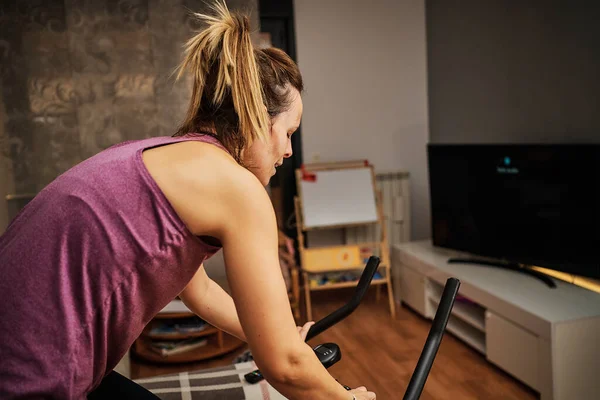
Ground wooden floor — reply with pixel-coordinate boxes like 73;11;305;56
131;289;539;399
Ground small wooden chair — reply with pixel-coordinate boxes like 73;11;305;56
277;229;301;322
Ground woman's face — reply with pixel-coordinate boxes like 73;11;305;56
244;89;303;186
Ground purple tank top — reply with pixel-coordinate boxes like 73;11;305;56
0;134;226;398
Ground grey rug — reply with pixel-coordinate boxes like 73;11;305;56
134;361;286;400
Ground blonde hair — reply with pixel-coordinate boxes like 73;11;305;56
173;0;303;163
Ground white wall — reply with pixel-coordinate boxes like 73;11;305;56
427;0;600;144
294;0;430;240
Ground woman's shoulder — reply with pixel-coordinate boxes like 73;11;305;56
142;138;269;237
164;139;260;190
180;140;270;213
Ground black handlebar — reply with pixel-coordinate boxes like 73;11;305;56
403;277;461;400
305;255;381;341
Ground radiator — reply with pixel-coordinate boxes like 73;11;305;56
344;171;411;248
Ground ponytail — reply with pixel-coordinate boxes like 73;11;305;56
175;0;270;154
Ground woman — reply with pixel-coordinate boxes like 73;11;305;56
0;2;376;400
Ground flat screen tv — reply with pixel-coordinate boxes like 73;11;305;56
427;143;600;284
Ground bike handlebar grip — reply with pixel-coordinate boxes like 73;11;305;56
305;256;381;342
403;277;461;400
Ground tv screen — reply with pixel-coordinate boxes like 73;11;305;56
427;143;600;281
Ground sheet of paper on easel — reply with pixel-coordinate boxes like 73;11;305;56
300;167;378;229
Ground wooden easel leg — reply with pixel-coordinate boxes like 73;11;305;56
294;306;300;322
292;268;300;322
387;280;396;318
304;272;313;321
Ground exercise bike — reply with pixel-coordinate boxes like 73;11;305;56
244;256;461;400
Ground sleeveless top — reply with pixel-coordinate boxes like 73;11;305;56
0;134;227;398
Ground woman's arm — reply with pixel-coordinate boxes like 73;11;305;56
179;266;313;344
211;170;353;400
142;143;356;400
179;265;247;342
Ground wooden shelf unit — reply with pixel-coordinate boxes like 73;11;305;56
132;305;244;365
141;323;219;341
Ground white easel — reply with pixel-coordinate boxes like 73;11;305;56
294;161;396;320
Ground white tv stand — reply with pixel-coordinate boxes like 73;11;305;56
392;240;600;400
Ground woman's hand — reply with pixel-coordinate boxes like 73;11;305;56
350;386;376;399
297;321;315;341
298;322;375;399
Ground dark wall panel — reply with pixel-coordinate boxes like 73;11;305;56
0;0;257;201
427;0;600;144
